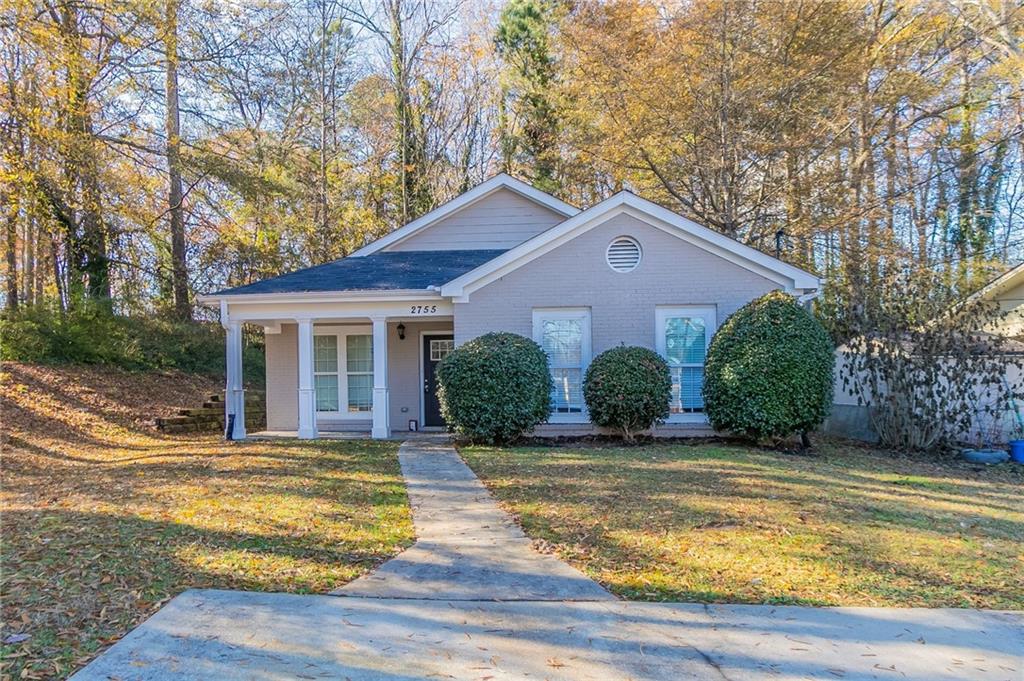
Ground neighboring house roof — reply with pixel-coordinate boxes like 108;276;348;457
964;262;1024;304
212;250;506;296
440;190;820;301
348;173;579;257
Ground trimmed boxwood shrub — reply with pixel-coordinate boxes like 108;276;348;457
704;291;834;444
583;345;671;442
435;332;552;444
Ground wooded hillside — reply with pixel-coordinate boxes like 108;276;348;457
1;0;1021;329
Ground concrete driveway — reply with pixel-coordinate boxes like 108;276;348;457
70;440;1023;680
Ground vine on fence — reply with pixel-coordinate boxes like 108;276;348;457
838;272;1023;450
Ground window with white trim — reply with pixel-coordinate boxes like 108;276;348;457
533;309;591;416
314;335;340;412
345;335;373;412
314;330;373;415
655;307;716;416
429;339;454;361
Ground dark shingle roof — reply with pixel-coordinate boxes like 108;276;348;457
215;250;505;296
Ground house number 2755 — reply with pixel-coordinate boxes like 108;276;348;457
410;305;438;314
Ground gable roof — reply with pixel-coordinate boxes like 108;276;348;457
440;191;820;301
349;174;579;257
965;262;1024;304
210;250;506;296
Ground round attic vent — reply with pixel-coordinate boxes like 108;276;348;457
606;236;642;273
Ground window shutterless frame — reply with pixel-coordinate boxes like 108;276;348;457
532;307;592;423
655;306;716;423
312;325;373;420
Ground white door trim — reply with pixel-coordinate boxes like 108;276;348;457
418;330;455;431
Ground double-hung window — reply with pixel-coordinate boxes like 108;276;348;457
655;306;716;420
345;335;373;413
533;308;591;419
313;335;340;412
313;328;373;416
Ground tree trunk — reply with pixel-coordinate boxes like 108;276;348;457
59;3;110;303
165;0;190;319
50;232;66;312
4;185;18;312
388;1;411;223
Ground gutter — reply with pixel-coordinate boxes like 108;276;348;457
196;288;445;306
796;289;821;307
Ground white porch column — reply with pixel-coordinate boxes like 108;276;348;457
225;321;246;440
371;316;390;439
296;318;318;439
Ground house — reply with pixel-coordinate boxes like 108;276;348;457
962;262;1024;338
826;263;1024;445
198;174;819;440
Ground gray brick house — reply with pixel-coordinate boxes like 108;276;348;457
199;174;819;439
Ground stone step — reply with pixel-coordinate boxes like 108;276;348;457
158;419;264;434
207;390;265;401
156;388;266;433
202;400;265;408
178;407;220;417
156;416;192;426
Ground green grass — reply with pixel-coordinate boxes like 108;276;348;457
460;441;1024;609
2;430;412;679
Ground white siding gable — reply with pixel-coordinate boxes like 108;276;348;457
384;187;565;252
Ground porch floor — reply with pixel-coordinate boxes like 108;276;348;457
248;430;450;442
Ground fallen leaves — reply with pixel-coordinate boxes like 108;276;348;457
461;441;1024;610
1;363;413;680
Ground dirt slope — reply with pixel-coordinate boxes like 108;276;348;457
1;362;221;454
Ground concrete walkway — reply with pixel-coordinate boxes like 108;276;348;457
334;439;612;601
72;589;1022;680
71;439;1024;680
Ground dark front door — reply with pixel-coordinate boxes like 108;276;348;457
423;335;454;428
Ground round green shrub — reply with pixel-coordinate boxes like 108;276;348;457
704;291;834;442
436;332;552;444
583;345;671;442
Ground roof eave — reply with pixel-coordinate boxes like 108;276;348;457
196;288;444;306
965;262;1024;304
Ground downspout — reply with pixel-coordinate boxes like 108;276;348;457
219;299;236;441
796;289;820;310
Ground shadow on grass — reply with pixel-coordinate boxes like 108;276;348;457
1;435;414;679
461;444;1024;609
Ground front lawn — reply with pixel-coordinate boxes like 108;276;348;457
461;441;1024;609
1;364;413;679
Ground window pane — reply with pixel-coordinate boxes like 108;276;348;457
347;374;373;412
314;335;338;373
430;339;454;361
551;368;583;413
346;335;373;373
315;374;339;412
670;366;704;413
541;319;582;366
665;317;706;366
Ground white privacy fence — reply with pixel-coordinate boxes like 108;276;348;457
825;350;1024;446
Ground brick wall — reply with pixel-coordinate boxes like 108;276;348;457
264;323;299;430
454;212;780;349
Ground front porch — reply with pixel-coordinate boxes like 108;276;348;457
218;296;455;441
